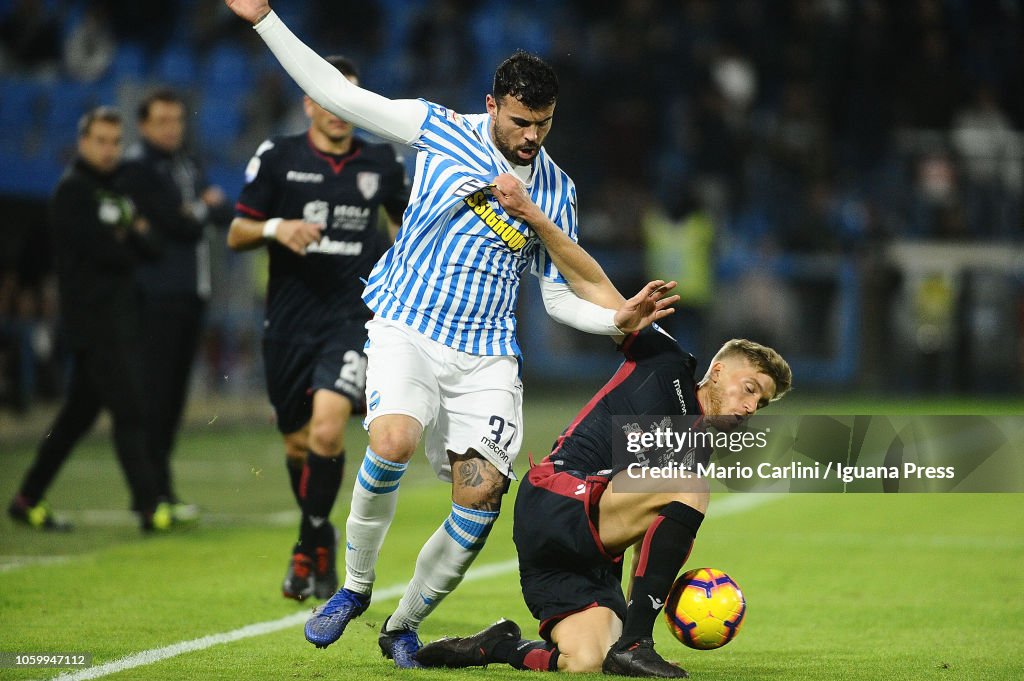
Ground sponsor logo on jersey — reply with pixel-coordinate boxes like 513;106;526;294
333;204;371;231
303;200;329;226
673;379;687;414
356;171;380;200
287;170;324;183
479;435;510;463
306;237;363;255
464;190;527;252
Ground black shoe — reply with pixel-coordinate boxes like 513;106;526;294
416;619;521;668
282;547;315;601
313;525;339;600
8;497;73;532
602;638;688;678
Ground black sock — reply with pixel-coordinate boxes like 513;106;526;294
619;501;704;647
491;639;560;671
300;450;344;547
285;458;304;507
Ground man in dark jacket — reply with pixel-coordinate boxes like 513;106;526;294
121;88;233;520
7;106;173;532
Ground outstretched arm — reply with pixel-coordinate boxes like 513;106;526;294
225;0;426;144
541;277;678;337
493;174;678;336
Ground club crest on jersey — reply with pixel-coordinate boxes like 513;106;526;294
357;172;380;200
464;190;527;252
244;155;261;183
437;105;461;124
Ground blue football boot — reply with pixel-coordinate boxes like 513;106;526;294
378;616;423;668
304;587;370;648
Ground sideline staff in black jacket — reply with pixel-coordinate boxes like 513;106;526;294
7;106;172;532
121;89;232;518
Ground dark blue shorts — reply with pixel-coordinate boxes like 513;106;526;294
262;321;368;434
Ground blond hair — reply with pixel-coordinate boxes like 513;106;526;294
710;339;792;402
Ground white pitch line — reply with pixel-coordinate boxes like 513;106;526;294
76;509;300;527
0;555;72;573
49;558;519;681
50;494;779;681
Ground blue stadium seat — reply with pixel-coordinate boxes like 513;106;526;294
44;81;89;131
194;97;244;159
204;162;244;202
203;45;252;88
0;149;62;198
110;43;148;82
153;45;199;87
0;79;44;154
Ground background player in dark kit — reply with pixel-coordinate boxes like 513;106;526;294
8;106;174;532
228;55;409;601
417;327;791;678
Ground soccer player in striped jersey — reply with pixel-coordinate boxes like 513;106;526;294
225;0;678;667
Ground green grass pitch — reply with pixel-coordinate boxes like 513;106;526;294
1;392;1022;680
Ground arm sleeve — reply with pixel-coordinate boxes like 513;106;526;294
255;11;428;145
531;182;578;284
539;277;621;336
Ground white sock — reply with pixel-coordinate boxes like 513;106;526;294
343;448;407;594
387;503;499;632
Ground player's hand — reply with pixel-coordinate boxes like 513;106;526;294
225;0;272;25
273;220;322;255
201;186;226;207
613;280;679;335
490;173;541;224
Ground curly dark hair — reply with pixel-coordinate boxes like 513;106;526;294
492;50;559;110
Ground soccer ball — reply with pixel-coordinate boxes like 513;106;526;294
663;567;746;650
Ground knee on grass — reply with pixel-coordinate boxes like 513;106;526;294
557;641;608;673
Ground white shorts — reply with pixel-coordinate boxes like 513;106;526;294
363;318;524;482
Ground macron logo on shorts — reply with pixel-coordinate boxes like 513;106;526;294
368;390;380;411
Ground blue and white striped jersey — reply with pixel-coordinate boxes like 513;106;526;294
362;100;578;357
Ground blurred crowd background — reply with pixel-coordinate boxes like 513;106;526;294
1;0;1023;414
